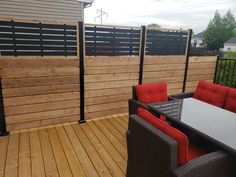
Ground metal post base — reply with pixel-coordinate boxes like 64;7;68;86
0;131;9;136
79;120;86;124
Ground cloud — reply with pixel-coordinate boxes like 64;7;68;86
85;0;236;33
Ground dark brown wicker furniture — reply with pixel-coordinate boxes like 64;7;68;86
148;98;236;154
126;114;232;177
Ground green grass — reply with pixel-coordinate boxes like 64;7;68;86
224;51;236;59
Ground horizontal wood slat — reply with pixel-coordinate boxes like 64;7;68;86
0;55;216;130
1;57;80;130
185;56;217;91
84;56;139;119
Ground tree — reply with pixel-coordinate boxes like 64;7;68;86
147;23;161;28
203;10;236;51
223;10;236;40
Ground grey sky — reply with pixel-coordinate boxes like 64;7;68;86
85;0;236;34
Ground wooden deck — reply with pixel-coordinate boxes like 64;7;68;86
0;114;128;177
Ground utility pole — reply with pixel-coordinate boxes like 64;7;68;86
94;8;108;24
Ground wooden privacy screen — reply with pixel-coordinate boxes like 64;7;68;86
0;57;80;130
0;19;218;131
185;56;217;92
0;20;77;56
142;56;186;94
84;56;139;119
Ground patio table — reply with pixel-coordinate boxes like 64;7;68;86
148;98;236;155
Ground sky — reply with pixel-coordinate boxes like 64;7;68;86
84;0;236;34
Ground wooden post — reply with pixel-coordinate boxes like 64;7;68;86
78;21;86;124
138;26;146;84
182;29;192;92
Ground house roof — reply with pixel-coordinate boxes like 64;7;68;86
225;37;236;44
193;32;204;38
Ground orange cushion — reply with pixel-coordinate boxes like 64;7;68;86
193;80;229;108
136;82;168;104
224;88;236;113
137;108;189;165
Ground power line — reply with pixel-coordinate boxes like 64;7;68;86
130;0;234;18
94;8;108;24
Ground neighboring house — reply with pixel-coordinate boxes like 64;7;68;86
0;0;94;21
224;37;236;52
191;32;204;47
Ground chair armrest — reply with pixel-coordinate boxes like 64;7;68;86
128;99;148;115
171;151;231;177
168;96;177;100
127;114;178;177
171;92;194;99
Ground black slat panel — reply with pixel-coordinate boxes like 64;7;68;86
0;21;76;30
0;20;77;56
0;39;77;46
0;45;76;51
1;51;77;56
85;26;140;33
85;25;141;56
85;31;140;38
146;29;187;55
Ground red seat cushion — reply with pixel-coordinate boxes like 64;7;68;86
187;144;206;161
193;80;229;108
137;108;188;165
224;88;236;113
160;115;166;121
136;82;168;104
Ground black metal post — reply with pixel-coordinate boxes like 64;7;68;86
78;21;86;124
0;72;9;136
182;29;192;92
138;26;146;84
213;55;220;84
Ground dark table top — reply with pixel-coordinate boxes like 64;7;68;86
148;98;236;153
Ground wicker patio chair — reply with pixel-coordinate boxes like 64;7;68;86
126;113;232;177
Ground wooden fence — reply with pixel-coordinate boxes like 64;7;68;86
84;56;139;119
185;56;217;92
0;55;217;130
0;18;218;131
143;56;186;94
0;57;80;131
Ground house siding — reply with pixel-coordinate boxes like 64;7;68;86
224;43;236;51
0;0;84;21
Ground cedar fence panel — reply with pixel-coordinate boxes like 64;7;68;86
142;55;186;95
185;56;217;92
84;56;139;119
0;57;80;130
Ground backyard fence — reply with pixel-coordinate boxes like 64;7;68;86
214;56;236;88
0;18;218;132
0;20;77;56
0;20;188;57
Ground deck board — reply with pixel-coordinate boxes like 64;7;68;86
0;113;128;177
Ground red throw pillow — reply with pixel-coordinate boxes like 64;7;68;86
224;88;236;113
137;108;189;165
136;82;168;104
193;80;229;108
